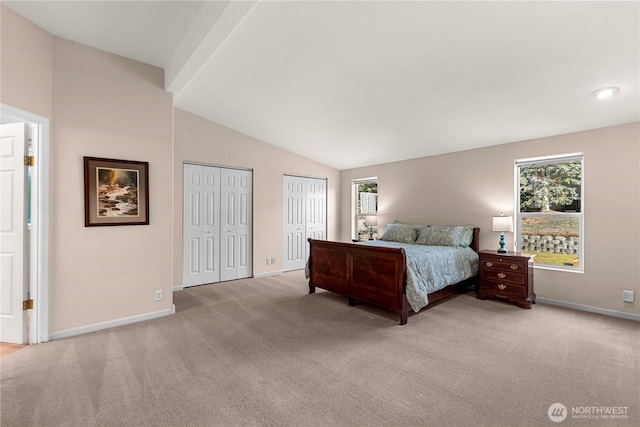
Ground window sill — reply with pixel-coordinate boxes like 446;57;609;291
533;264;584;274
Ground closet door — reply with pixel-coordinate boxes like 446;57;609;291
183;164;221;287
283;176;306;271
283;176;327;272
306;178;327;241
220;168;252;281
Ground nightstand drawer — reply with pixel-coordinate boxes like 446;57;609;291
480;259;527;272
481;279;526;297
480;269;525;285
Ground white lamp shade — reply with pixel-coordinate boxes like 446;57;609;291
364;215;377;226
492;216;513;232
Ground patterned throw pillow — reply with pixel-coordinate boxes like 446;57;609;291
415;225;474;247
378;224;418;243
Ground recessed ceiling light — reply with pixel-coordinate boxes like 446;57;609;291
592;87;620;99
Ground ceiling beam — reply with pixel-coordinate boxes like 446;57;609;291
164;0;258;97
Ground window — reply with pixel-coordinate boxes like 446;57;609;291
516;154;583;271
352;178;378;240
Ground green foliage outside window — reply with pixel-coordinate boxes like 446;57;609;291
520;161;581;212
520;161;582;212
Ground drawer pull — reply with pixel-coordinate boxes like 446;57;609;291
485;262;493;267
498;284;507;290
497;272;506;279
510;264;519;270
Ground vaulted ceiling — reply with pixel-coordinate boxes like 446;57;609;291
5;1;639;170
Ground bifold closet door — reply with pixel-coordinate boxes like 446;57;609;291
306;178;326;241
283;176;306;271
183;164;221;287
184;165;252;287
283;176;327;272
220;168;252;282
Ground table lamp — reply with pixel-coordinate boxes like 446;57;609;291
492;214;513;253
364;215;377;240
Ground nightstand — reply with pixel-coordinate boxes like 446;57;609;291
476;250;535;309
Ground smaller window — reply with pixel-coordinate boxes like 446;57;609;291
353;178;378;240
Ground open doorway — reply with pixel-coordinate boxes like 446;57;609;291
0;104;50;344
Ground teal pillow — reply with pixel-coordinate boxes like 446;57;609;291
378;224;418;243
415;225;474;247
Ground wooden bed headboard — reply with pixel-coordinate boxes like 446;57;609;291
470;227;480;253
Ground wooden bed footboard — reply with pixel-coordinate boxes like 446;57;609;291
307;239;409;322
307;228;479;325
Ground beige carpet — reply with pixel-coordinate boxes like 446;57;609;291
1;270;638;427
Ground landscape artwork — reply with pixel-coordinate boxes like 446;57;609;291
84;157;149;226
97;167;139;217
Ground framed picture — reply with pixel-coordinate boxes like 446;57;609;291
84;157;149;226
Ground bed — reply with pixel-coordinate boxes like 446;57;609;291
306;225;480;325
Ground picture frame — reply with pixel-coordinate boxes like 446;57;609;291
84;157;149;226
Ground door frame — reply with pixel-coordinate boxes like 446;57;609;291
1;104;50;344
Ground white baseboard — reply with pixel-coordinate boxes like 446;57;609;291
49;305;176;340
253;270;284;278
537;297;640;322
173;285;184;292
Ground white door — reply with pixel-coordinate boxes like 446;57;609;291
283;176;327;272
283;176;306;271
304;178;327;266
183;164;221;287
220;168;252;281
306;178;327;241
0;123;28;343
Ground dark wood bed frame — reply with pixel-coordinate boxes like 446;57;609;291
307;227;480;325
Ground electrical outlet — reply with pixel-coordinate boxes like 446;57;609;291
270;257;276;264
266;258;271;265
623;290;634;302
155;290;163;301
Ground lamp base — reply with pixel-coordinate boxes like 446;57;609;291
368;226;374;240
497;232;507;253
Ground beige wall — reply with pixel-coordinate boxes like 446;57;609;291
340;123;640;315
0;5;53;117
1;6;175;334
173;109;340;284
49;39;174;332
